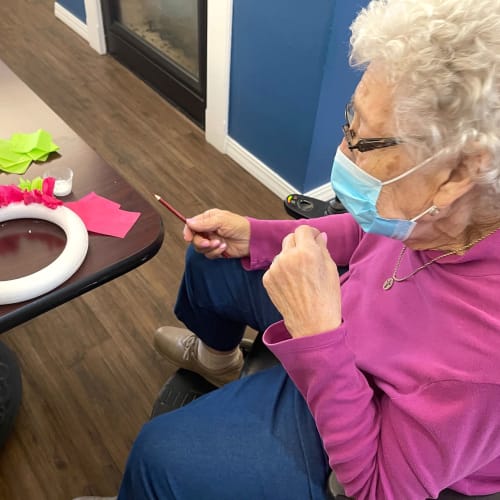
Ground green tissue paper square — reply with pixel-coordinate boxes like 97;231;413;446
10;129;59;154
0;141;32;173
0;130;59;174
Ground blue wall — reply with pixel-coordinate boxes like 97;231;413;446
304;0;367;191
229;1;368;193
58;0;86;22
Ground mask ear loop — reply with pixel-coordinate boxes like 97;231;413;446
381;146;453;186
382;149;446;223
411;204;440;222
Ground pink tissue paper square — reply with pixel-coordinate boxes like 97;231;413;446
65;192;141;238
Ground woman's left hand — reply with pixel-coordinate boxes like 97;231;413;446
262;225;342;338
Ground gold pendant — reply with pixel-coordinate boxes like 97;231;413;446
383;277;394;290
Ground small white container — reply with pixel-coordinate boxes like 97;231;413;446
43;165;73;197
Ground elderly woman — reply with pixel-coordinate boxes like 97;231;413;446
77;0;500;499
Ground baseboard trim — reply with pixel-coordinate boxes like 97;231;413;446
54;3;88;42
306;183;335;201
226;137;334;201
226;137;298;200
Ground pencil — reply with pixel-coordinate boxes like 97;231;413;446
153;194;187;223
153;193;230;258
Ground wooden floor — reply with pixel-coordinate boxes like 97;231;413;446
0;1;285;498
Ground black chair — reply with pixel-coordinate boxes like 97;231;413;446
151;196;500;500
0;340;22;449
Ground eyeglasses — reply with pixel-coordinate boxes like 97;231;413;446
342;101;402;153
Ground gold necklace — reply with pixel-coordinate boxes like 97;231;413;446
382;228;500;290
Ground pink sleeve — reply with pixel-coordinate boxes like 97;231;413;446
241;213;363;270
264;321;500;499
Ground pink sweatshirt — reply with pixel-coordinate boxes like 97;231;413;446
243;213;500;499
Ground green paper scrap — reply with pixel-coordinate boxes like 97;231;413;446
18;177;43;191
0;129;59;175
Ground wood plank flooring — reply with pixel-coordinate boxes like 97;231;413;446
0;1;286;498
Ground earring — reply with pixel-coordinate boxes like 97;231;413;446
429;206;440;216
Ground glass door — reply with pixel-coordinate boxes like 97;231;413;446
103;0;207;126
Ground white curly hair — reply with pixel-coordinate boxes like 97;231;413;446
350;0;500;191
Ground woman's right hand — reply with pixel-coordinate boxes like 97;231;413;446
183;209;251;259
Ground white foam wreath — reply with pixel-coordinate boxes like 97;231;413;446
0;202;88;305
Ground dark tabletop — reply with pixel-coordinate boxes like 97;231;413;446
0;59;164;333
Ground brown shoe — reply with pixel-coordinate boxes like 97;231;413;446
154;326;243;387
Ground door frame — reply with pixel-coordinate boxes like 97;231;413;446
85;0;232;148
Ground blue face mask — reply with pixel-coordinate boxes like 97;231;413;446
331;148;436;241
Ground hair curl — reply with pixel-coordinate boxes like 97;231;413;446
350;0;500;190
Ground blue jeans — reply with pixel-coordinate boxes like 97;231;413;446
118;247;330;499
174;246;282;350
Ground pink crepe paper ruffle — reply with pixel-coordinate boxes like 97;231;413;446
0;178;62;209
